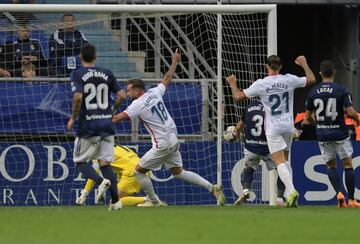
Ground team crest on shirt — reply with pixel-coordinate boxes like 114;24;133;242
30;45;35;51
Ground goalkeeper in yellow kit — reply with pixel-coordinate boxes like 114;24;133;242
76;145;149;206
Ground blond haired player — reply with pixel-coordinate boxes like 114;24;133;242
76;145;150;206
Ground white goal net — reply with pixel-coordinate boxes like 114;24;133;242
0;3;277;206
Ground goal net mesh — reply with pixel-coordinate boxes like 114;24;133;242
0;8;272;206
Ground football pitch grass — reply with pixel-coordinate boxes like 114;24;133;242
0;206;359;244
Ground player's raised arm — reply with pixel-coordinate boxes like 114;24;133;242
295;55;316;87
67;92;83;130
227;75;248;101
161;48;181;87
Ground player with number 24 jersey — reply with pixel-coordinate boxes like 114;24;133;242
306;81;352;141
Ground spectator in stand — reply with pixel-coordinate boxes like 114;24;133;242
12;23;48;76
48;14;88;77
0;45;11;77
22;61;36;78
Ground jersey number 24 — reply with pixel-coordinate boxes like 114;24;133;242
314;98;338;121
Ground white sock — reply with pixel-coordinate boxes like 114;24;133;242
134;171;159;203
285;161;293;180
174;170;213;192
277;163;295;198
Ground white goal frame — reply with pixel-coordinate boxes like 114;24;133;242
0;3;278;205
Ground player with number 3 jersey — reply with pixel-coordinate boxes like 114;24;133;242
229;101;286;206
227;55;316;207
113;49;225;206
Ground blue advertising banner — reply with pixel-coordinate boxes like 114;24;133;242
0;142;241;206
291;140;360;205
1;140;358;206
0;82;202;135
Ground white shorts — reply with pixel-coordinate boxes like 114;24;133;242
319;138;353;163
266;133;293;154
73;136;114;163
243;149;276;171
139;143;183;171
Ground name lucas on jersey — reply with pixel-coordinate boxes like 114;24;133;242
316;87;333;94
82;70;108;82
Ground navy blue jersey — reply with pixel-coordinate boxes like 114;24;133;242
71;66;121;138
240;101;269;156
306;82;353;141
49;29;88;76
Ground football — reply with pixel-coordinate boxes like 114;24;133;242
223;125;238;143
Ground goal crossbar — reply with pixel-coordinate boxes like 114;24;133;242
0;4;276;14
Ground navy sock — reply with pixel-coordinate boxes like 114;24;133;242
345;168;355;200
327;167;340;193
100;165;118;204
77;162;103;185
242;167;255;190
277;176;285;198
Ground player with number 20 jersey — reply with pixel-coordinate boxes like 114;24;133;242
67;44;126;211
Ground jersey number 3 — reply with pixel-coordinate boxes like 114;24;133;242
84;83;109;110
151;101;168;123
251;114;263;137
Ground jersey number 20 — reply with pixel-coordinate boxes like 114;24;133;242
84;83;109;110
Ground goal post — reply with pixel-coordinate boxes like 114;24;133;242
0;3;277;206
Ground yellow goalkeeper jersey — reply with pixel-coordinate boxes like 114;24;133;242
110;145;140;176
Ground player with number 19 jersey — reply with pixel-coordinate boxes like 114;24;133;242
71;66;121;137
124;83;177;148
243;74;307;136
306;82;352;141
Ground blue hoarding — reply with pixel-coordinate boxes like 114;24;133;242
1;140;359;206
